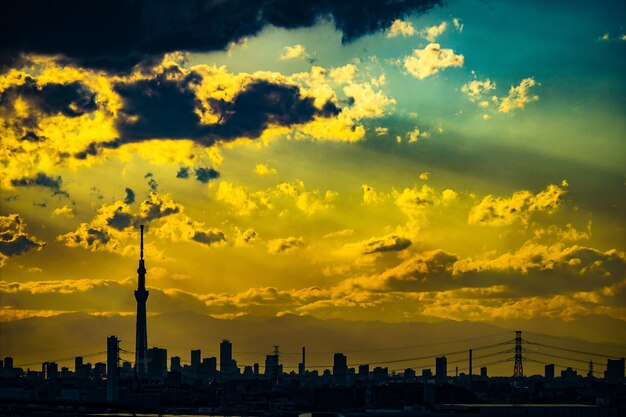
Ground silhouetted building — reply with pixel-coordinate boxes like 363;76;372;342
545;364;555;380
422;368;433;379
106;335;119;403
4;357;12;369
358;364;369;380
147;347;167;380
220;340;237;375
605;358;624;384
191;349;201;374
265;347;281;384
134;225;149;377
480;366;488;378
561;367;578;380
404;368;416;379
436;356;447;384
94;362;106;379
372;367;388;382
333;353;348;384
42;362;58;379
170;356;181;373
75;356;83;373
200;357;217;379
253;362;259;375
298;347;306;375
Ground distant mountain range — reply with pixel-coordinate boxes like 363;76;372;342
2;312;625;376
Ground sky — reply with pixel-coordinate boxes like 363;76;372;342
1;0;625;345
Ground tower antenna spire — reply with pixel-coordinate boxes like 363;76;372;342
134;225;149;378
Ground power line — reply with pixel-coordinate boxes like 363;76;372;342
526;349;608;367
524;331;626;350
15;351;108;368
526;340;624;359
525;357;602;376
150;332;510;356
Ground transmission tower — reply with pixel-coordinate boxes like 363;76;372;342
512;330;523;378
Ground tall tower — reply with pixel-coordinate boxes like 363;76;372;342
513;330;523;378
134;225;149;378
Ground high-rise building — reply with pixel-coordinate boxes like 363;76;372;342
605;358;625;384
107;335;119;403
333;353;348;385
134;225;149;378
435;356;447;384
170;356;182;373
358;364;369;380
220;340;237;375
75;356;83;373
298;347;306;375
480;366;488;378
42;362;58;379
200;357;217;379
265;346;281;384
191;349;201;371
545;364;555;380
147;347;167;379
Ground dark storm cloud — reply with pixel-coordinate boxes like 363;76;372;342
115;75;340;143
124;187;136;205
0;0;441;72
0;78;97;118
206;80;340;140
107;207;134;231
194;167;220;183
10;173;69;197
79;76;342;155
0;214;45;262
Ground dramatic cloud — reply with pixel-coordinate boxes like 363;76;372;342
58;192;225;254
9;173;67;196
0;78;97;119
108;71;340;148
0;0;441;72
403;43;464;79
468;183;566;226
0;214;45;267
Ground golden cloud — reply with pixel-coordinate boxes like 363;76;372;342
403;43;464;80
468;183;566;226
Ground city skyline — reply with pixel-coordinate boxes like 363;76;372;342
1;0;626;371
